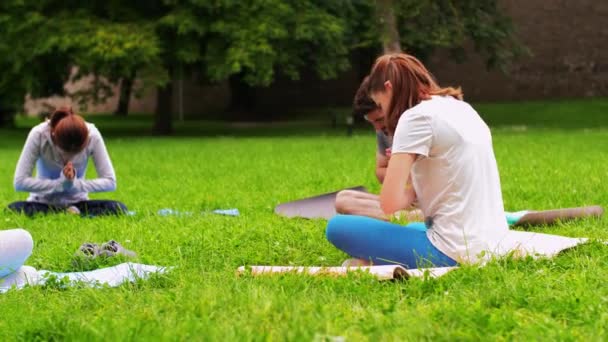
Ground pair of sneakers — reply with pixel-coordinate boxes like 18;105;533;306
76;240;137;258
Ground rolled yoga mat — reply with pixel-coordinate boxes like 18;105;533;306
509;205;604;226
237;265;457;280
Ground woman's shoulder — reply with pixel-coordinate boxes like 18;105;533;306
85;122;102;138
401;99;435;121
31;120;50;130
85;122;98;131
28;121;51;139
407;96;470;116
84;122;106;149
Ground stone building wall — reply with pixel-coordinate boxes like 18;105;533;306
425;0;608;101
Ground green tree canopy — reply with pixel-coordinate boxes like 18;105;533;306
0;0;524;131
0;0;163;126
394;0;527;68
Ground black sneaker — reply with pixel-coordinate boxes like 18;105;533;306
77;242;101;257
100;240;137;258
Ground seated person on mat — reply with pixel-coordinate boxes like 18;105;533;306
335;75;603;225
7;107;127;217
327;53;509;267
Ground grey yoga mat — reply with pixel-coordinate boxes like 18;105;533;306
274;186;368;220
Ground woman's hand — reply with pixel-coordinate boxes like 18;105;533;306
63;162;75;180
385;148;392;158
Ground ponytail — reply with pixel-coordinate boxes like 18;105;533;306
368;53;463;135
50;107;75;130
49;106;89;153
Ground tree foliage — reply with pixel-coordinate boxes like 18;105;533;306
0;0;164;126
393;0;527;68
152;0;368;132
0;0;525;130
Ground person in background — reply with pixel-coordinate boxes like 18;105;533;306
8;107;127;217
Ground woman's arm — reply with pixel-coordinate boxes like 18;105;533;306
375;151;389;183
380;152;417;215
383;109;433;216
71;129;117;193
13;129;65;193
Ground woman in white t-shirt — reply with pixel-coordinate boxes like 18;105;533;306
326;53;508;266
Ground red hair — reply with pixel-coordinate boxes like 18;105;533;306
367;53;463;135
50;107;89;153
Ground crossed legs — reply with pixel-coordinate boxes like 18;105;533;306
335;189;422;221
7;200;128;217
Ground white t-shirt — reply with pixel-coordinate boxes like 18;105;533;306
392;95;508;263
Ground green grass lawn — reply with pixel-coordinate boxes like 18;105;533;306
0;98;607;340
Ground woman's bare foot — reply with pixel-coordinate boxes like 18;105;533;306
341;258;373;267
393;208;423;222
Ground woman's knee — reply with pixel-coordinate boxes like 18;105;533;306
91;200;128;215
7;202;50;216
335;190;356;214
17;229;34;255
326;215;351;245
1;229;34;256
326;214;374;247
111;201;128;213
0;229;34;277
7;201;24;213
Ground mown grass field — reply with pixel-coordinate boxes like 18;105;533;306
0;98;607;340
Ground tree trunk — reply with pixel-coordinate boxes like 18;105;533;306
376;0;402;53
228;73;257;120
0;112;15;128
115;72;136;117
154;82;173;135
0;103;16;128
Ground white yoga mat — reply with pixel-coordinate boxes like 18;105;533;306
491;230;588;259
239;230;590;280
0;262;169;293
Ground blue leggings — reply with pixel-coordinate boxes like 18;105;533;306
326;215;457;268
